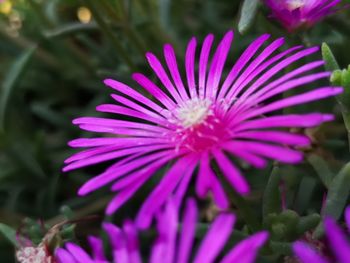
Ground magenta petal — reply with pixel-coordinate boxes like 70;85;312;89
206;31;233;98
87;236;107;261
136;155;198;229
177;198;198;263
346;206;350;232
293;241;328;263
221;231;268;263
218;34;270;101
65;243;94;263
103;78;165;114
324;217;350;262
55;248;77;263
185;37;197;98
198;34;214;99
213;149;250;194
146;52;183;104
163;43;189;101
193;213;236;263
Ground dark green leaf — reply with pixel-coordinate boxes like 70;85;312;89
0;46;37;132
314;162;350;238
307;154;334;188
263;165;281;220
321;43;340;71
0;223;17;246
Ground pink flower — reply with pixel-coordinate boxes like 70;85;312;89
55;198;268;263
264;0;343;31
64;31;342;227
293;206;350;263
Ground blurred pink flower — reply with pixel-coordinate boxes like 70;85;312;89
56;198;268;263
264;0;342;31
64;31;342;227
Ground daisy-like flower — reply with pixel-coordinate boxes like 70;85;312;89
264;0;342;32
55;198;268;263
293;206;350;263
64;30;342;228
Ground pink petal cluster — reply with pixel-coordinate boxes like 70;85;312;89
64;30;342;227
293;206;350;263
264;0;342;31
55;198;268;263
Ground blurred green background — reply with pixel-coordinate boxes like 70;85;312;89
0;0;350;262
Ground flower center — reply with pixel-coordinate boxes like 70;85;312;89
171;99;230;152
286;0;305;10
176;98;212;128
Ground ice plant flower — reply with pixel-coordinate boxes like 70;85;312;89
293;205;350;262
55;198;269;263
264;0;342;32
64;30;342;227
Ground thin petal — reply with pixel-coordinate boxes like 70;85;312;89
102;223;129;263
222;142;267;168
232;131;311;146
233;113;334;132
293;241;328;263
217;34;270;101
146;52;183;103
132;73;177;110
346;206;350;232
106;159;170;214
55;248;77;263
177;198;198;263
196;152;230;208
186;37;197;98
324;217;350;262
78;150;176;196
123;220;142;263
226;140;303;164
221;231;268;263
136;155;198;229
227;37;285;100
239;87;342;122
193;213;236;263
104;79;165;115
206;31;234;99
88;236;107;261
198;34;214;99
213;149;250;194
164;44;189;100
65;243;94;263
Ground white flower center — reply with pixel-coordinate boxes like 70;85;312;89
286;0;305;10
176;99;212;128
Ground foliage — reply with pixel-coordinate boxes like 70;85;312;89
0;0;349;262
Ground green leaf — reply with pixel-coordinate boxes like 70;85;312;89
44;22;100;38
307;154;334;188
296;214;320;236
321;43;340;71
313;162;350;238
263;165;282;220
238;0;260;34
294;176;317;213
0;223;17;246
0;46;37;132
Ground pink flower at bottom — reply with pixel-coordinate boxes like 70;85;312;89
55;198;268;263
264;0;343;31
293;206;350;263
64;31;342;227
